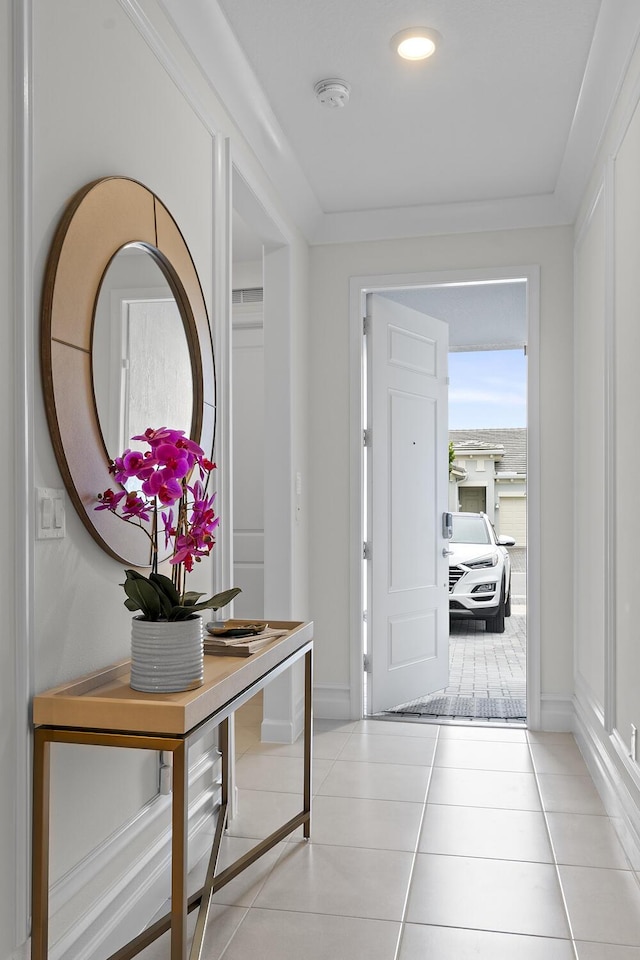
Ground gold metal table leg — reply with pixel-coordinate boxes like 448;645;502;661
171;740;188;960
31;728;51;960
188;718;230;960
304;647;313;838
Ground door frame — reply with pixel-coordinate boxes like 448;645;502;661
349;265;541;724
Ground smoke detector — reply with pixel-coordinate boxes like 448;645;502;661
314;79;351;108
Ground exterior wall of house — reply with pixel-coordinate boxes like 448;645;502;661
450;456;501;523
573;19;640;865
449;461;527;545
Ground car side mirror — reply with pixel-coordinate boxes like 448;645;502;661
497;535;516;547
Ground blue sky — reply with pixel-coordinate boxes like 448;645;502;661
448;349;527;429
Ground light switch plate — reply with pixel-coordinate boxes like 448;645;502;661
36;488;66;539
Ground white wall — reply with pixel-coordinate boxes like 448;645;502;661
2;2;310;958
309;227;574;716
573;22;640;864
32;0;217;886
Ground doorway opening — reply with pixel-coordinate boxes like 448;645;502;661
354;270;537;726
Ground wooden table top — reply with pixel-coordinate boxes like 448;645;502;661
32;620;313;736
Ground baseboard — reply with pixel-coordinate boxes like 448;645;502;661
261;680;307;743
538;694;574;731
260;717;298;742
574;677;640;871
313;683;353;720
48;749;221;960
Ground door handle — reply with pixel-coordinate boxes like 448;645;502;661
442;547;453;557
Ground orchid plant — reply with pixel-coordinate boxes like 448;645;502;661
96;427;240;621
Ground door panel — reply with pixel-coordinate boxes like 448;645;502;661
368;294;449;713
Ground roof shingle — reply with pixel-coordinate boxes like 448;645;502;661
450;427;527;475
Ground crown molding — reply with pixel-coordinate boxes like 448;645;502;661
157;0;323;240
312;193;571;245
554;0;640;220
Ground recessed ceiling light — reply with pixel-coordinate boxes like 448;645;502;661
392;27;440;61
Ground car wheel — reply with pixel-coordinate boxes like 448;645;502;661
505;578;512;618
486;580;506;633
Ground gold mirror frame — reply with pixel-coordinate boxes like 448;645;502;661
41;177;216;566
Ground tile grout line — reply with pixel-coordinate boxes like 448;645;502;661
392;724;442;960
525;730;580;960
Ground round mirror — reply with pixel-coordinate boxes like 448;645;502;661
92;245;193;471
41;177;216;566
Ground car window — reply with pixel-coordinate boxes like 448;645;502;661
451;515;491;544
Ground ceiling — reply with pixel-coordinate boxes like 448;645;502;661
161;0;640;248
218;0;599;213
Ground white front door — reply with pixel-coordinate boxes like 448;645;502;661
367;294;450;713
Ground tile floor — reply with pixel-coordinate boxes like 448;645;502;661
141;698;640;960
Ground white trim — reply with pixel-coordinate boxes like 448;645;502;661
213;135;232;598
609;29;640;165
313;683;353;721
603;158;617;733
574;683;640;871
574;672;606;735
348;280;366;720
262;243;294;616
610;726;640;796
539;695;574;732
13;0;34;946
156;0;322;239
117;0;218;139
573;166;617;735
317;194;571;246
261;685;305;744
349;265;541;726
523;266;541;730
554;0;640;221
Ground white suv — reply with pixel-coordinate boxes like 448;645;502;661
448;512;515;633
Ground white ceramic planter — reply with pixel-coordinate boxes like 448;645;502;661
130;615;204;692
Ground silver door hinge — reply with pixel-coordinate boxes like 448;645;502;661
363;428;371;447
363;654;372;673
363;541;372;560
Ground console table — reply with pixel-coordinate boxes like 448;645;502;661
31;620;313;960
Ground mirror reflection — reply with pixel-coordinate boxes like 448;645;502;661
92;245;193;470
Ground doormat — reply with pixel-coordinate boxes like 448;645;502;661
386;695;526;720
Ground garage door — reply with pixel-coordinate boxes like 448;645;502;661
498;496;526;546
